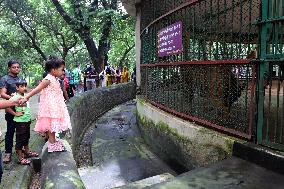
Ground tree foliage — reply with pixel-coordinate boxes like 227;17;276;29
0;0;135;80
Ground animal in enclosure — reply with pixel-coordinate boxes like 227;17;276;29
146;64;246;115
180;65;245;113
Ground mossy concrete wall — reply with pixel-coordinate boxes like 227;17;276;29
41;140;85;189
136;97;238;170
67;82;136;162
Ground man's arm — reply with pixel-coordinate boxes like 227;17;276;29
0;99;18;109
1;87;11;100
0;76;10;99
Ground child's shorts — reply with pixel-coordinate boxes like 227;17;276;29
15;121;31;150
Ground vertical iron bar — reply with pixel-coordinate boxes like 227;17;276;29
230;0;235;59
215;65;219;120
210;0;213;60
276;65;281;142
267;65;272;142
281;66;284;143
257;0;269;144
208;65;211;120
216;0;220;60
238;0;243;58
221;65;224;121
245;64;249;133
248;0;253;51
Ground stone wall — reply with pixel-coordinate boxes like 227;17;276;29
136;97;239;171
41;140;85;189
67;82;136;162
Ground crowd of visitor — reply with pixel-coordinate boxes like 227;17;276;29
60;63;135;98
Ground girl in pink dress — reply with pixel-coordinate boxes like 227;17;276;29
20;56;71;152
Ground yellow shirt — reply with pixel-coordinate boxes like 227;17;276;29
121;71;129;83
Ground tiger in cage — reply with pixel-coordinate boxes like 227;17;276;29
179;65;246;116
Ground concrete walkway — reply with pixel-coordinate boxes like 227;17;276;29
78;101;176;189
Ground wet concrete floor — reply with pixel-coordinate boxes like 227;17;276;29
78;101;176;189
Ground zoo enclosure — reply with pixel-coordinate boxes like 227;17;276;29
140;0;284;150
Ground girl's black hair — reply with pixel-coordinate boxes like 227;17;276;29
44;56;65;72
8;60;20;68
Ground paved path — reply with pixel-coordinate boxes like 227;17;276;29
78;101;176;189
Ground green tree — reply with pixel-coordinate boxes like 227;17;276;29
51;0;119;72
0;0;136;77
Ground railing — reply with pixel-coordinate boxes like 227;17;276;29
258;0;284;59
139;0;260;139
257;0;284;150
141;60;256;139
260;63;284;149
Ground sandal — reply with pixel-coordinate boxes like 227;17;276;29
48;141;65;153
18;158;31;165
25;151;39;158
3;153;11;163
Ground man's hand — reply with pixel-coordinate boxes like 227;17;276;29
12;98;21;106
19;97;28;106
12;98;27;107
14;112;24;117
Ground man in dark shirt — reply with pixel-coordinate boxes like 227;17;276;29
84;64;97;90
0;60;22;163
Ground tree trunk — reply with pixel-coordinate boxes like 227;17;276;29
118;44;135;68
80;32;99;69
51;0;117;73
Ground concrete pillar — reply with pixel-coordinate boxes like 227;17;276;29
135;4;141;87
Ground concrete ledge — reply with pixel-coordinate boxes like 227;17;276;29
148;157;284;189
41;140;85;189
67;82;136;165
136;97;240;171
233;141;284;174
114;173;174;189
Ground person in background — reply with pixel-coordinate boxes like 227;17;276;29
72;64;81;93
64;68;70;81
121;66;130;83
0;60;22;163
80;69;85;92
59;70;69;101
99;69;106;87
105;65;112;87
131;67;136;83
114;65;121;84
84;64;97;90
63;73;69;91
67;71;75;98
6;79;39;165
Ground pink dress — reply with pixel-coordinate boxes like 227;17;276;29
34;74;71;133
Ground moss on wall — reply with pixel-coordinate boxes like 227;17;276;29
136;109;235;171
